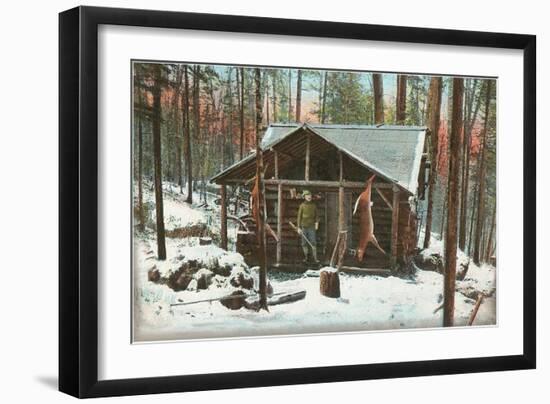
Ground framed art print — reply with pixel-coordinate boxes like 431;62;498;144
59;6;536;398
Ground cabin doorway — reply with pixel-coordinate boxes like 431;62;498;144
325;191;353;260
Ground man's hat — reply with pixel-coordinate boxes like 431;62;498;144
302;190;311;196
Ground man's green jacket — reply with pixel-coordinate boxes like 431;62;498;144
297;200;317;228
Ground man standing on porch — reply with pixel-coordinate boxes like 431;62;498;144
297;190;320;264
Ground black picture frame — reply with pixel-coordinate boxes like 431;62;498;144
59;5;536;398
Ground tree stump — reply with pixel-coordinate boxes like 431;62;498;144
320;267;340;298
199;237;212;245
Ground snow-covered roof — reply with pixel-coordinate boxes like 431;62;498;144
211;123;427;195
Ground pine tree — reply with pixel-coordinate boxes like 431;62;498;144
396;75;407;124
458;79;481;250
473;81;493;265
373;73;384;124
183;65;193;204
239;67;245;159
321;71;328;124
443;77;464;326
254;68;268;311
152;64;167;260
423;77;442;248
296;69;302;122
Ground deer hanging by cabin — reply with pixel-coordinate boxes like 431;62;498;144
354;174;386;261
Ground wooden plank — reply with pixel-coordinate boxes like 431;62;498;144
269;290;306;306
375;187;393;211
263;179;394;190
467;293;484;326
220;184;228;250
340;266;392;276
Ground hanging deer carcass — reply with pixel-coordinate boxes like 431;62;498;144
353;175;386;261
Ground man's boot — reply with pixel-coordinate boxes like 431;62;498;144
311;246;320;264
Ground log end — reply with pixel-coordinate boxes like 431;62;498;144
320;267;341;298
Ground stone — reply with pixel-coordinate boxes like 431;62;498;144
195;268;214;290
147;267;160;282
199;237;212;245
229;266;254;290
220;290;247;310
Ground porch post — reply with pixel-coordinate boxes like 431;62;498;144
338;151;345;231
220;183;228;250
391;184;400;266
274;150;279;179
276;183;283;266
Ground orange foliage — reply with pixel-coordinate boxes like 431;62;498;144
436;118;483;178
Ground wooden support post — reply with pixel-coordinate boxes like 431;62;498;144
339;186;345;232
339;150;343;182
273;150;279;180
276;183;283;266
274;150;279;179
305;133;310;181
220;184;228;250
338;151;345;232
391;184;400;266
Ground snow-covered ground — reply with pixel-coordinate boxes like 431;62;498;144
419;231;496;296
136;180;240;247
133;183;496;342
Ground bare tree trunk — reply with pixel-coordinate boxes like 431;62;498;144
396;75;407;124
255;68;268;311
152;64;167;260
137;85;145;231
321;71;328;124
173;67;183;191
272;71;278;123
183;65;193;204
193;65;201;198
373;73;384;124
423;77;442;248
443;77;464;327
459;79;481;250
227;68;234;166
296;69;302;122
468;179;479;255
239;67;245;159
473;81;492;265
440;184;447;239
265;75;270;125
288;69;292;122
484;201;497;263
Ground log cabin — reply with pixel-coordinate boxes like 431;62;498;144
211;123;429;271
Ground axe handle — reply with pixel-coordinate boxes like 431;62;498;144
288;221;315;250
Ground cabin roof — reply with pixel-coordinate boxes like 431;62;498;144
211;123;427;194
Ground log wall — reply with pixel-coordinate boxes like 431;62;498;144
236;185;418;269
